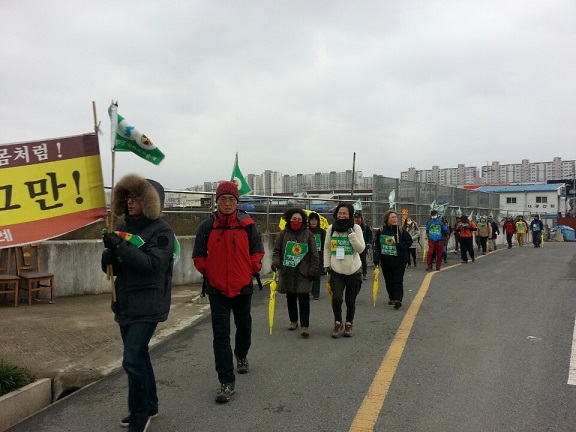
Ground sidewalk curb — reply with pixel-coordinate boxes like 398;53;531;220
0;378;52;431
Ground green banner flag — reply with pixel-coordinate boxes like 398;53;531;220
109;105;165;165
388;189;396;210
231;152;252;196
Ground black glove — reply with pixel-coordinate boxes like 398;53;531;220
103;233;122;251
101;249;115;266
271;264;278;272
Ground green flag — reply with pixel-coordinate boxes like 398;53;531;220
231;152;252;196
353;199;362;212
388;189;396;210
109;105;165;165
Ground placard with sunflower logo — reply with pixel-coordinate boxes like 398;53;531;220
380;235;397;256
283;241;309;267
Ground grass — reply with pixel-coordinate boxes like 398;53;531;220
0;360;34;396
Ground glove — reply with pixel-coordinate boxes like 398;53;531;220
271;264;278;272
347;228;354;235
103;233;122;251
101;249;115;266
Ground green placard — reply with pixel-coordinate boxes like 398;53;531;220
283;241;309;267
380;235;397;256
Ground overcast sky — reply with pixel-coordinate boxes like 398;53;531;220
1;1;575;189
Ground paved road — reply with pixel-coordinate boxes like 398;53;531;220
9;243;576;432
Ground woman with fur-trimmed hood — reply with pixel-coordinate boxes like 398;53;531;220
101;173;175;431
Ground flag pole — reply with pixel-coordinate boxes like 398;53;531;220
108;100;118;302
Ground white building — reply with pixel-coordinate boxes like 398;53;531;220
476;184;565;220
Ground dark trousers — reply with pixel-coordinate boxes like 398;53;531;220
381;264;406;301
533;231;542;247
426;240;444;269
454;234;460;251
311;276;321;299
459;237;475;262
120;322;158;419
209;293;252;384
506;233;514;247
286;292;310;327
329;270;362;324
479;236;488;253
406;248;417;266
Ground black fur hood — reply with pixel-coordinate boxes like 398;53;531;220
112;173;164;220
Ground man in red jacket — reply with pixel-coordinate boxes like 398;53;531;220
502;216;516;249
193;181;264;404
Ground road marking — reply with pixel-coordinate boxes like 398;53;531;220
567;315;576;385
348;262;462;432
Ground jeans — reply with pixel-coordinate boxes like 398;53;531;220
286;292;310;327
381;263;406;301
120;322;158;419
329;270;362;324
209;293;252;384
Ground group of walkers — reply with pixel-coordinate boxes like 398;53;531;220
100;175;548;431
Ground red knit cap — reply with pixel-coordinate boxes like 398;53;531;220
216;181;239;202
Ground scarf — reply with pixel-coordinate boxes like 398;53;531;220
332;218;354;232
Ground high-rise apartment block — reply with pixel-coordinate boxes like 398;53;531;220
401;157;575;186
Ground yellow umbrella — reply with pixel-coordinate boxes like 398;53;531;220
326;272;333;304
278;210;329;230
541;233;544;248
268;271;277;335
372;266;380;307
422;239;428;263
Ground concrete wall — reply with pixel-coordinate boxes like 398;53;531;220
38;234;276;298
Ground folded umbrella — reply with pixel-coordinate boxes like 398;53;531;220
269;271;277;335
372;266;380;307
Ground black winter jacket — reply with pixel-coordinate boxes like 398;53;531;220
373;225;413;267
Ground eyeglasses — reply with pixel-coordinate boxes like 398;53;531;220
126;195;140;203
217;196;237;204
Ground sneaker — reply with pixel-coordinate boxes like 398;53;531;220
128;416;150;432
215;382;235;403
121;411;158;427
301;327;309;337
394;300;402;309
288;322;298;331
343;322;353;337
236;357;249;374
332;321;343;338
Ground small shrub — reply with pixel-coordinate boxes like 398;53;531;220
0;360;33;396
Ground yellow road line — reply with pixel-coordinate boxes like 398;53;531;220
349;264;456;432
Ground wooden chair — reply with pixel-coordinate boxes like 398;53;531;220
15;244;55;305
0;247;19;307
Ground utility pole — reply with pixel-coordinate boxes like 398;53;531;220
350;152;356;199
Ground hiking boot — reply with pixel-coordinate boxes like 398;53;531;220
128;416;150;432
236;357;249;374
121;411;158;427
332;321;343;338
288;322;298;331
394;300;402;309
343;322;353;337
301;327;309;337
215;382;235;403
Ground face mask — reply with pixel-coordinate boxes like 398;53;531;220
290;221;302;231
431;216;437;219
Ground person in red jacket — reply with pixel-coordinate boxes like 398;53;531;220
502;216;516;249
192;181;264;404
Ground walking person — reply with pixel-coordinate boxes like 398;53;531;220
503;216;516;249
516;216;528;247
441;216;451;263
488;217;500;251
323;203;365;338
402;216;419;268
373;211;413;309
101;174;175;432
530;215;544;248
455;215;477;263
425;210;449;271
353;212;373;280
192;181;265;403
452;216;461;254
271;209;319;337
476;216;492;255
308;212;326;300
